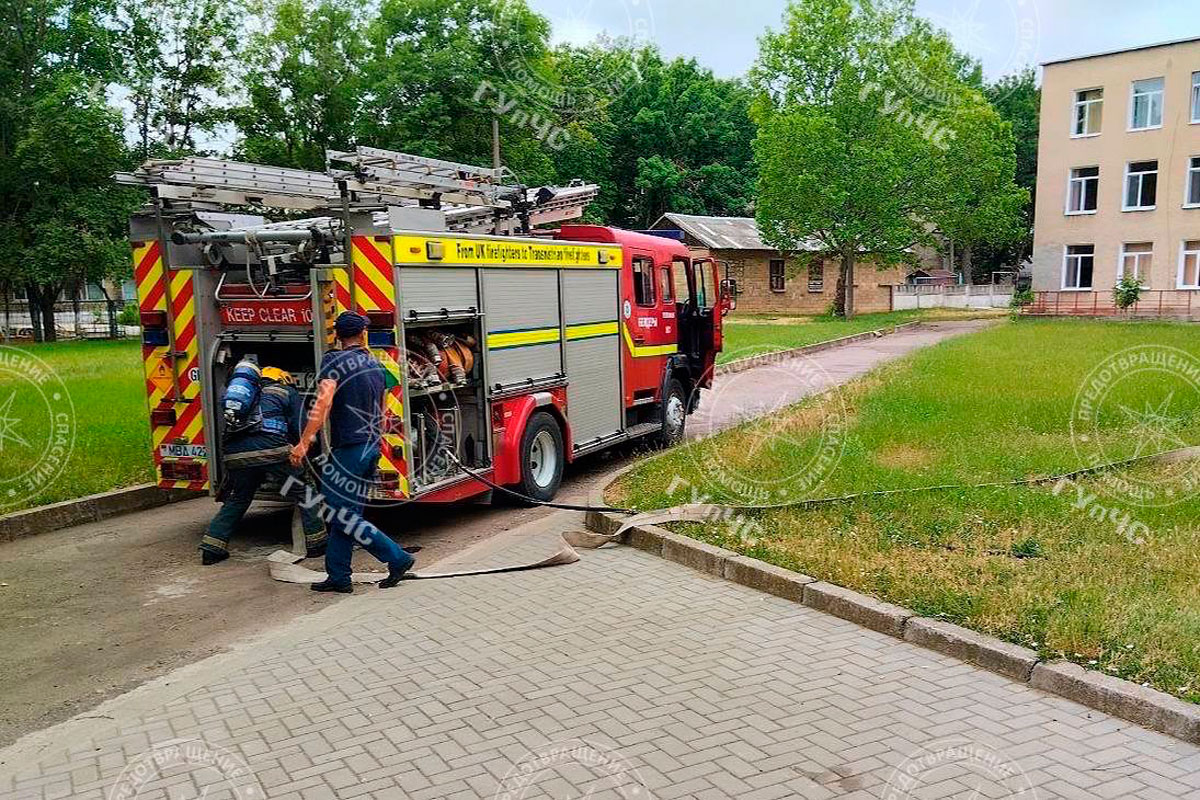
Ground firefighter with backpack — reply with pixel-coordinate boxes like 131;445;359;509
199;361;326;565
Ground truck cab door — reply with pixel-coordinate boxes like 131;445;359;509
690;257;729;387
621;251;675;406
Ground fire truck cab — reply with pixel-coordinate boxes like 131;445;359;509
119;148;730;508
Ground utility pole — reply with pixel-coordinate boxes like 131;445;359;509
492;117;503;235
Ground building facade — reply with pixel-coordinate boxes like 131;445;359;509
1032;37;1200;306
651;214;913;315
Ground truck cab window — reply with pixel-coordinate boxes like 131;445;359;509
632;257;655;307
672;258;692;303
659;266;674;304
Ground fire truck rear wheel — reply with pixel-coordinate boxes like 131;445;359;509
519;411;564;502
658;378;687;448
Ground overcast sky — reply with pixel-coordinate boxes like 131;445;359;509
525;0;1199;81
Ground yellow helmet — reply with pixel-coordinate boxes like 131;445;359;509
261;367;295;386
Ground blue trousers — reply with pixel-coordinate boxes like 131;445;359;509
321;443;413;585
204;462;325;555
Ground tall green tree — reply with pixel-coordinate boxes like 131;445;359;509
980;67;1040;277
233;0;367;170
751;0;1027;316
0;0;134;340
751;0;948;318
118;0;241;156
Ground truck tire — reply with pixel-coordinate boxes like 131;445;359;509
658;378;687;448
518;411;564;502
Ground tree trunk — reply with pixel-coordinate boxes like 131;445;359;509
30;285;59;343
842;251;857;320
71;282;83;339
962;243;974;284
26;284;44;342
2;284;10;343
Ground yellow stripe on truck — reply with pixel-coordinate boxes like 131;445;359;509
621;323;678;358
393;235;621;269
487;327;561;350
565;321;619;341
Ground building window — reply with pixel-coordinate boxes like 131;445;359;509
1181;241;1200;289
1073;88;1104;136
1192;72;1200;123
1120;243;1153;284
1187;156;1200;208
122;280;138;301
1124;160;1158;210
632;258;655;306
769;258;786;293
1066;166;1099;214
1130;77;1164;130
807;261;824;293
1063;245;1095;290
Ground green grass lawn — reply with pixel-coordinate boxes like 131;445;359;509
0;339;151;513
614;319;1200;702
719;307;1002;364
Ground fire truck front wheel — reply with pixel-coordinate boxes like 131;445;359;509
519;411;565;502
658;378;687;448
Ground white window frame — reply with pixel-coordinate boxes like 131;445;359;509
1118;242;1153;284
1072;88;1104;138
1192;72;1200;124
1123;160;1158;211
1062;244;1096;291
1065;165;1100;215
1186;156;1200;209
1180;240;1200;289
1129;77;1165;131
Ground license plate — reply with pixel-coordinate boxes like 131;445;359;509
159;444;208;460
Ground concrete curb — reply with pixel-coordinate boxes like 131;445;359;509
585;500;1200;745
0;484;197;544
715;321;923;377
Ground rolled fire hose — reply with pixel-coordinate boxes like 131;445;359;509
268;445;1198;585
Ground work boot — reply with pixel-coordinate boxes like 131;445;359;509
201;549;229;566
379;553;415;589
310;579;353;593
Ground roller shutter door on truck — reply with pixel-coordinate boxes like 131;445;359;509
561;271;622;447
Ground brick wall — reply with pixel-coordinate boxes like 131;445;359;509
712;250;907;315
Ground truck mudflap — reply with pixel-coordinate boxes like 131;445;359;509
133;240;210;491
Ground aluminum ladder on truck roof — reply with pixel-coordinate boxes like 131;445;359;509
115;145;599;229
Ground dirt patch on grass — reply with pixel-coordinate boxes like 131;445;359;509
874;443;936;470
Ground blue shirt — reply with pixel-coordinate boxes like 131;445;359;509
318;347;386;449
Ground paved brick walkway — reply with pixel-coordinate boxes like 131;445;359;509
2;513;1197;800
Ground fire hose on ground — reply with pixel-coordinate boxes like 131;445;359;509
268;445;1198;585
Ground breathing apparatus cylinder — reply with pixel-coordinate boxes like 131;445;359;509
223;359;262;429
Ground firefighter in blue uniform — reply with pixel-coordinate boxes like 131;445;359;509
200;366;326;565
290;311;415;592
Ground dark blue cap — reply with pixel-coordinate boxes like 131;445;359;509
334;311;368;338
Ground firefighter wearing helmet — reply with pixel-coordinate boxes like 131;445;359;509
200;364;326;565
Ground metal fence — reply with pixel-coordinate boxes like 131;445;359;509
0;298;139;341
1026;290;1200;320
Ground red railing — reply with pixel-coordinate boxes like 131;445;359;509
1026;290;1199;319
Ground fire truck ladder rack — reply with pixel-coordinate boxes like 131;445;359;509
115;147;599;229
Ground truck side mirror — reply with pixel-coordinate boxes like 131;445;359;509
720;279;738;315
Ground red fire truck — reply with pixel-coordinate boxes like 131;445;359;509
118;147;732;505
